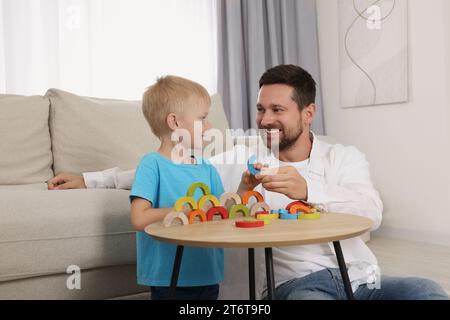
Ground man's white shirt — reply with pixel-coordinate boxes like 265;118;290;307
83;133;383;293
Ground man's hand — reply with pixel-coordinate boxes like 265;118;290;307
258;166;308;201
47;174;87;190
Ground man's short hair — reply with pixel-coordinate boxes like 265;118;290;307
259;64;316;110
142;75;210;137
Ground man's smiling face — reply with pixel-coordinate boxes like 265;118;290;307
256;84;304;151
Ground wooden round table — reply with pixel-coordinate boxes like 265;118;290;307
145;213;373;300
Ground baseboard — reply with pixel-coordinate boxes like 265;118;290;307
373;226;450;247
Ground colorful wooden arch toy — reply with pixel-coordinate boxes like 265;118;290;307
219;192;242;208
229;204;250;219
289;204;306;215
206;206;229;221
256;215;272;225
242;190;264;205
235;219;264;228
286;201;312;213
247;155;261;176
257;213;279;220
186;182;211;198
198;194;220;210
188;209;207;224
163;211;189;227
174;197;198;212
249;202;271;216
280;212;298;220
298;212;321;220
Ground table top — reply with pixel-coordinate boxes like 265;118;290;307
144;213;373;248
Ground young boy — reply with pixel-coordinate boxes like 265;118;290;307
129;76;225;300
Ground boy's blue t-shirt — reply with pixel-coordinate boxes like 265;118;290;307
129;152;225;287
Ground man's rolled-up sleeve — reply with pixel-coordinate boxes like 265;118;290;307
83;167;136;190
306;146;383;231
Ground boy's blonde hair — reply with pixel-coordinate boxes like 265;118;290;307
142;75;211;138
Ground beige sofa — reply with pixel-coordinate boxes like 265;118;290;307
0;89;230;299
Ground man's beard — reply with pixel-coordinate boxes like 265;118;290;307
278;126;303;151
261;124;303;152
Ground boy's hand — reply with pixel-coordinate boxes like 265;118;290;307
47;174;87;190
237;163;267;196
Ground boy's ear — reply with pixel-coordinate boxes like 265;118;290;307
166;113;179;131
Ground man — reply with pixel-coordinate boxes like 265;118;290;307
48;65;448;300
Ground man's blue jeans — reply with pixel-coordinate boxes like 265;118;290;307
150;284;219;300
269;269;449;300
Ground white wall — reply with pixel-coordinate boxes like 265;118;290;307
316;0;450;246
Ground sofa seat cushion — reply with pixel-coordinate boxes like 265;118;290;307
0;94;53;185
0;265;147;300
0;188;136;282
0;183;48;191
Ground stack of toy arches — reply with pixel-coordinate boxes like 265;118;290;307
163;182;321;228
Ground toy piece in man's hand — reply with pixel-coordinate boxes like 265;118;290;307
247;155;270;176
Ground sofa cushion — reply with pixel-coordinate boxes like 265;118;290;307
0;94;53;185
47;89;229;175
208;94;229;135
0;188;136;282
47;89;159;175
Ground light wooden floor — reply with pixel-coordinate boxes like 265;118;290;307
368;235;450;294
111;292;149;300
114;236;450;299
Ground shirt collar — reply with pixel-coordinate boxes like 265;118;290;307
307;131;325;181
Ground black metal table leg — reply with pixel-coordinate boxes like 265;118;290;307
169;245;184;299
248;248;256;300
265;248;276;300
333;241;355;300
